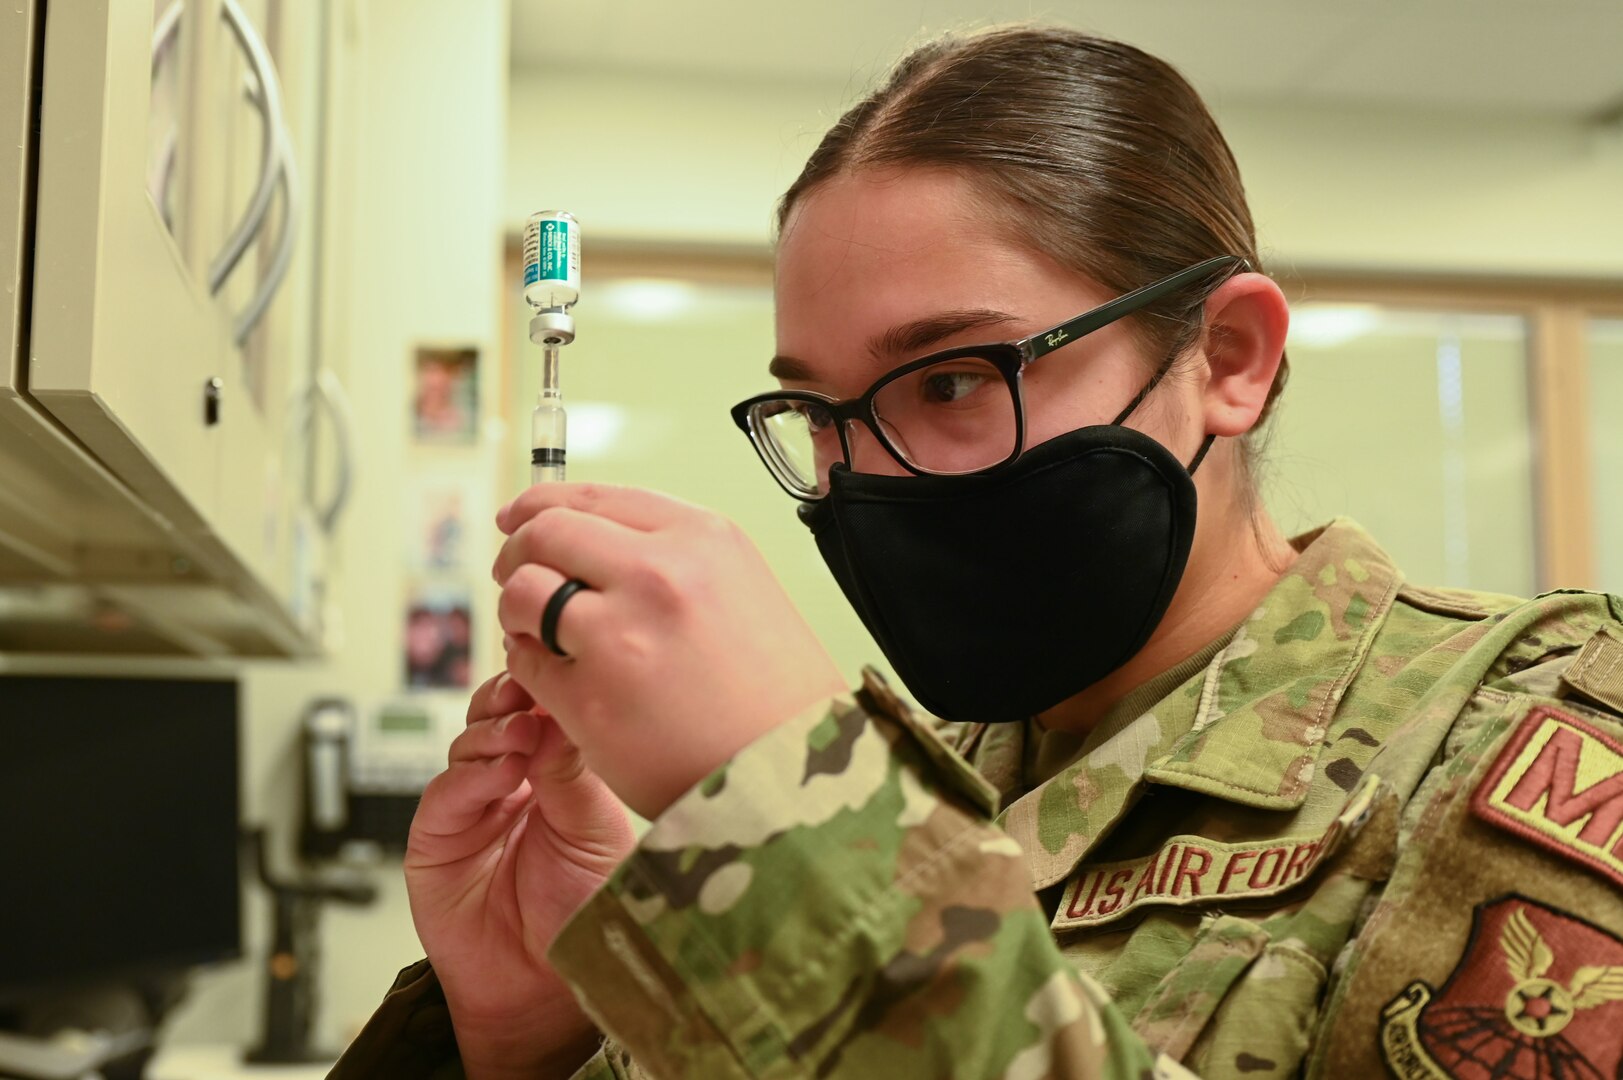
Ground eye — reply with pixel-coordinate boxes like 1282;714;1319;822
800;402;834;433
759;399;829;430
921;368;993;404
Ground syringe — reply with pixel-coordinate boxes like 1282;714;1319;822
523;210;581;484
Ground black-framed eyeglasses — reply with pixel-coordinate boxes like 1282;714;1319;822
731;255;1246;501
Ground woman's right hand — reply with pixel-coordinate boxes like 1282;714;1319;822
405;671;636;1079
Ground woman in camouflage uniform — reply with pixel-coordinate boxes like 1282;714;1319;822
333;26;1623;1080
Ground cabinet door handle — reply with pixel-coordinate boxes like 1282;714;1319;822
154;128;181;233
233;121;299;345
151;2;183;232
151;1;182;75
210;0;287;296
312;369;355;536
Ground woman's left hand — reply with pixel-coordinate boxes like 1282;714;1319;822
494;483;848;820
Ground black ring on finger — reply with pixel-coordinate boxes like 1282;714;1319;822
540;578;591;658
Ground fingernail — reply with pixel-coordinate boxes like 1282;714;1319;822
502;633;515;653
496;712;513;733
495;672;511;693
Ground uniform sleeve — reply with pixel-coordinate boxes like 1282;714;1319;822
548;673;1195;1080
324;959;466;1080
322;957;647;1080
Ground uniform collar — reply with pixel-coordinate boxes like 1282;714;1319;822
991;518;1404;890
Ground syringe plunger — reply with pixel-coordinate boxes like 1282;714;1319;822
531;399;567;482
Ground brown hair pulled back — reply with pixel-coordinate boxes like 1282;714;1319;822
778;25;1288;431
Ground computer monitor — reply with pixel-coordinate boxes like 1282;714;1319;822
0;674;241;1004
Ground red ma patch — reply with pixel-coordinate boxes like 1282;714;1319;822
1380;895;1623;1080
1471;706;1623;888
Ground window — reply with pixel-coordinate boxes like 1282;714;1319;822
1589;316;1623;594
1271;305;1536;595
1284;275;1623;594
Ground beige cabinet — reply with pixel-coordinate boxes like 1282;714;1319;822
0;0;354;656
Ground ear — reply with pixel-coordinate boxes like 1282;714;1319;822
1198;272;1290;439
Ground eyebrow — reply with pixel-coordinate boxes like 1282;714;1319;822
769;308;1020;383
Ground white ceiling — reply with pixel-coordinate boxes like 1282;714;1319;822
511;0;1623;117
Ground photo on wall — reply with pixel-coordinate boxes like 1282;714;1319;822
405;475;468;571
403;580;472;689
412;345;479;443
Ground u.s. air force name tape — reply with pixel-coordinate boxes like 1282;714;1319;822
1471;704;1623;888
1052;773;1382;931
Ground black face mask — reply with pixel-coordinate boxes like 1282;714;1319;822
799;416;1210;725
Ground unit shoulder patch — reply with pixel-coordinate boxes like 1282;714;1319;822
1471;705;1623;888
1379;895;1623;1080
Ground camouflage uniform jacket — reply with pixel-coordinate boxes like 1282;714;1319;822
329;519;1623;1079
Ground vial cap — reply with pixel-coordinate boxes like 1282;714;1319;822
529;311;576;346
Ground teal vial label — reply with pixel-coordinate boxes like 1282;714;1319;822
522;212;580;301
539;220;571;282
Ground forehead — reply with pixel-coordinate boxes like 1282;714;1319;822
775;169;1013;310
